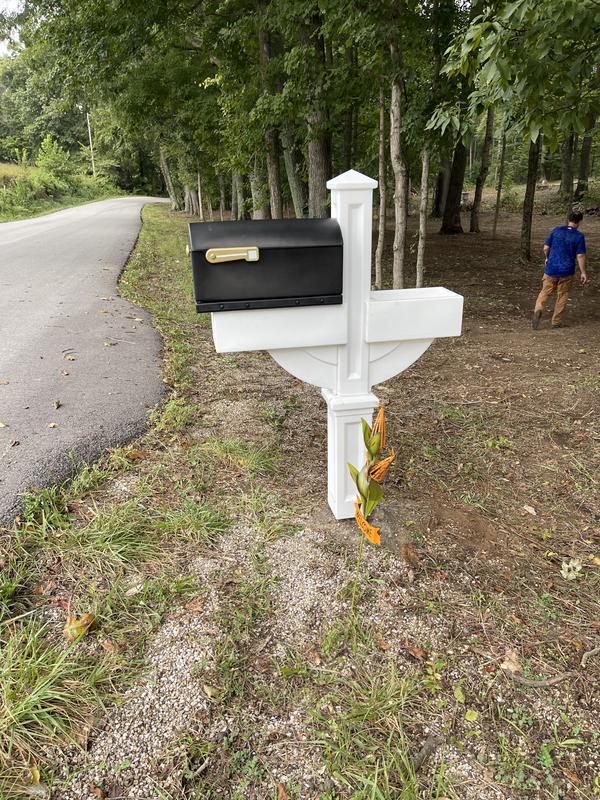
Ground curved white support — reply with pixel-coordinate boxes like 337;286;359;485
369;339;432;385
269;346;338;390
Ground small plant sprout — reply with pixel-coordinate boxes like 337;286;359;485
348;404;396;546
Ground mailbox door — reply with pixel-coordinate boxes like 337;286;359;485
189;219;343;312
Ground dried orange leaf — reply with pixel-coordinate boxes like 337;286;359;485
354;500;381;545
371;405;386;450
64;613;96;642
400;542;420;569
369;448;396;482
402;639;427;661
276;784;290;800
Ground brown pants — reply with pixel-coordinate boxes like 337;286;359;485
534;275;574;326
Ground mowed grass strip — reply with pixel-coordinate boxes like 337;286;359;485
0;205;230;797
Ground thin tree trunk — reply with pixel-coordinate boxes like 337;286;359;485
574;131;594;201
307;107;329;218
558;133;574;200
281;127;305;218
520;137;541;261
440;139;468;234
470;105;495;233
492;124;507;239
265;129;283;218
219;174;226;220
206;194;214;221
305;19;329;219
235;172;245;220
374;85;386;289
342;48;354;172
389;42;408;289
250;155;268;219
416;147;430;288
159;147;179;211
231;173;238;219
197;172;204;222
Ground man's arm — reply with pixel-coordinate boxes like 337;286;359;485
577;253;588;284
543;243;550;263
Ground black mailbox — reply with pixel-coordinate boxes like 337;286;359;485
189;218;343;312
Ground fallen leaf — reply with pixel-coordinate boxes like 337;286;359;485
91;788;106;799
500;648;522;674
453;685;465;703
276;784;290;800
465;709;479;722
64;613;96;642
0;379;9;385
508;613;523;625
561;558;583;581
100;640;121;653
202;683;219;699
589;555;600;567
375;634;392;651
400;542;420;569
522;505;537;516
576;348;586;354
402;639;427;661
48;423;57;428
0;421;8;428
53;399;61;409
29;766;40;784
126;448;149;461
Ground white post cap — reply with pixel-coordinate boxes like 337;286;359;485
326;169;378;191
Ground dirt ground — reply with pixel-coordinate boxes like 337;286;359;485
5;205;600;800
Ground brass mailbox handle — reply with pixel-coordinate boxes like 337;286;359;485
205;246;260;264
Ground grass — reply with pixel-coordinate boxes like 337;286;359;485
0;620;111;792
314;667;451;799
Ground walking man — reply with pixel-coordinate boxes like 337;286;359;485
532;211;588;329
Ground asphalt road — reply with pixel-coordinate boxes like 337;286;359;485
0;197;167;526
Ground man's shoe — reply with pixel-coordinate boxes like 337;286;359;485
551;323;566;329
532;311;542;330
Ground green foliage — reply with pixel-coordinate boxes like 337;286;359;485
36;133;73;180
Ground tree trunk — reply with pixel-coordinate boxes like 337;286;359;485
492;124;507;239
520;137;541;261
265;129;283;218
159;147;179;211
374;85;386;290
307;107;329;218
389;42;408;289
574;131;594;201
432;159;451;217
219;174;226;221
206;194;214;221
197;172;204;222
342;48;354;172
231;173;238;219
305;19;330;219
440;139;468;234
235;172;245;220
416;147;430;288
470;105;495;233
558;133;574;200
281;127;305;218
250;155;269;219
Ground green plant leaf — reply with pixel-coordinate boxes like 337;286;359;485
365;479;384;518
453;685;465;703
361;418;372;449
465;709;479;722
348;463;359;485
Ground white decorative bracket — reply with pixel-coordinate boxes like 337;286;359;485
210;170;463;520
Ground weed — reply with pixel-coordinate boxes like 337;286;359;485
314;666;450;799
203;437;278;478
0;621;110;793
241;488;297;541
261;397;296;430
157;499;229;545
150;396;194;433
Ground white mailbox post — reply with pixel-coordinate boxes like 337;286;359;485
210;170;463;520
